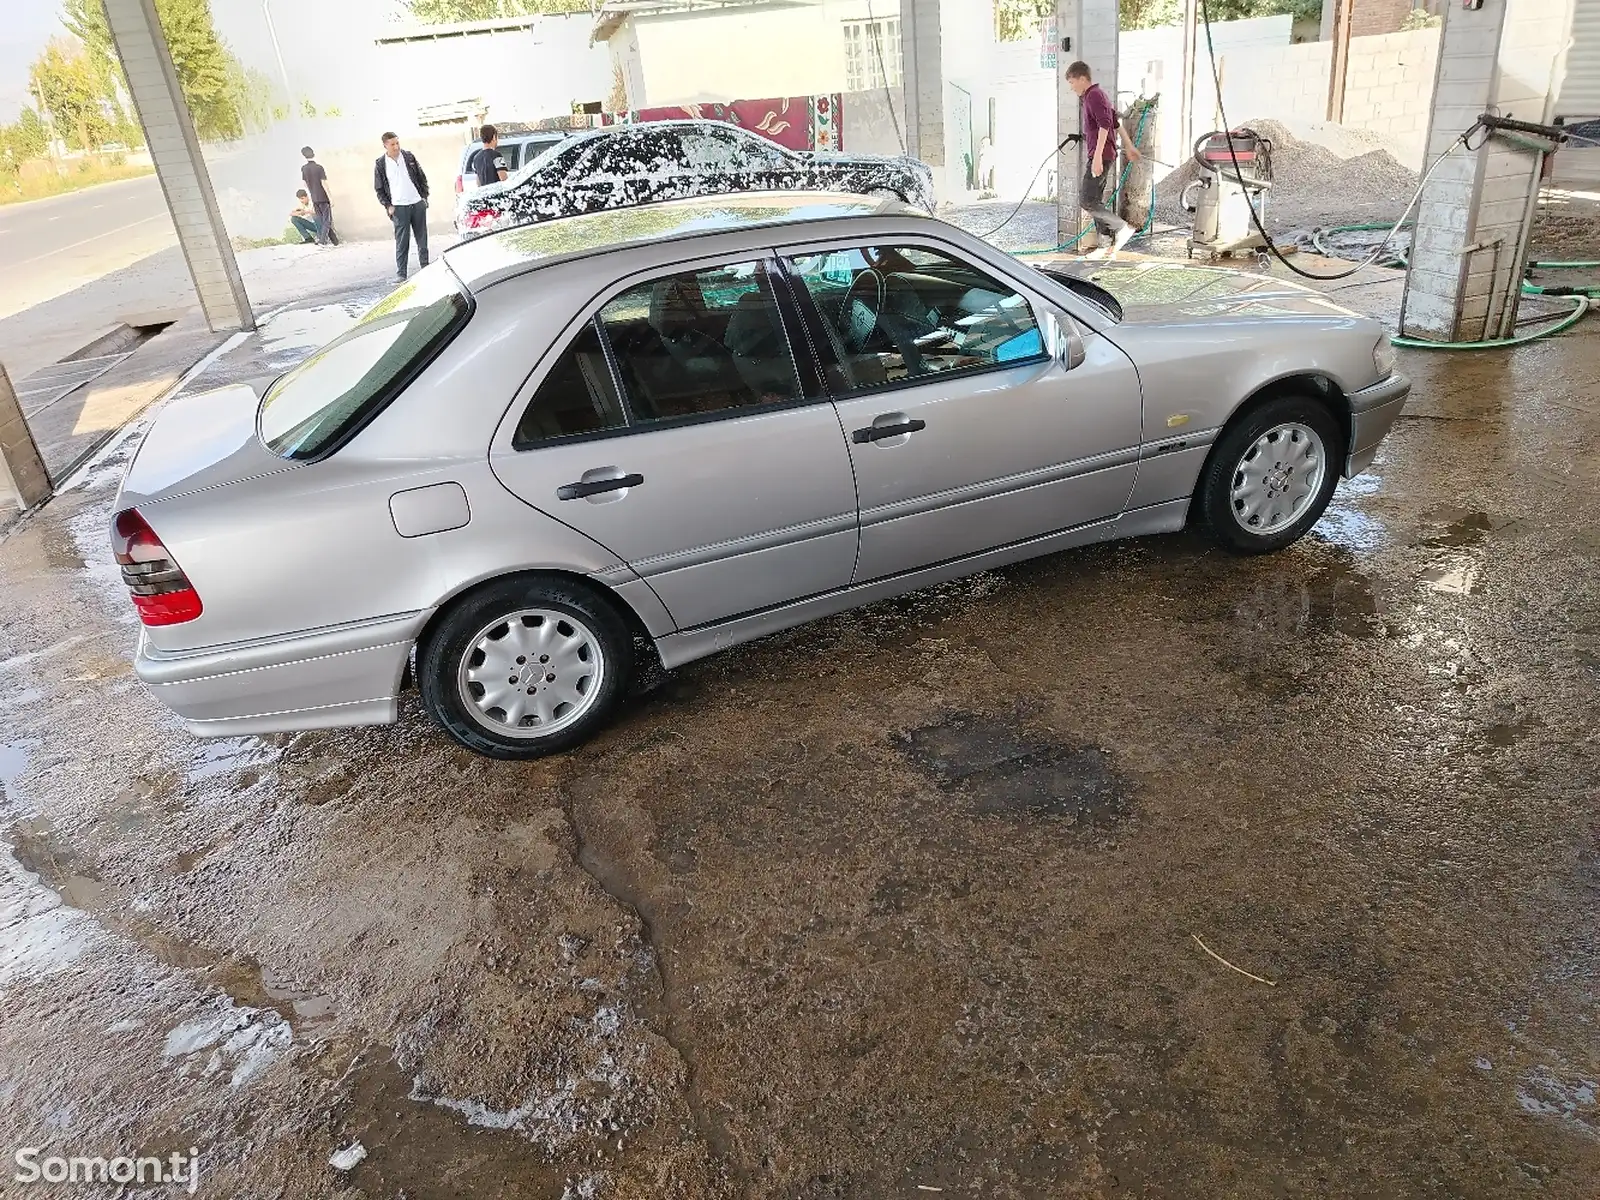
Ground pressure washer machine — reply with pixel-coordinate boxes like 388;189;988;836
1182;128;1274;260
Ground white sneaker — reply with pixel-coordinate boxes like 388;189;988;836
1109;226;1136;258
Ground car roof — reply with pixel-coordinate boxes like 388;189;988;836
443;191;906;291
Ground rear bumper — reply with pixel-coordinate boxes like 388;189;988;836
135;611;427;738
1344;370;1410;478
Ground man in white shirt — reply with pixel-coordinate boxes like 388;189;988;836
372;132;431;280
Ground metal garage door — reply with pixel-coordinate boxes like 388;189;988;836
1559;0;1600;118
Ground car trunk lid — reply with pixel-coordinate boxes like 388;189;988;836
115;382;297;511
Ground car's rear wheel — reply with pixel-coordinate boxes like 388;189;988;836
419;577;633;759
1194;395;1342;554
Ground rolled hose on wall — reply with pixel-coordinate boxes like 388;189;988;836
1011;99;1158;257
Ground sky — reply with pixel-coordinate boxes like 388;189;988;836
0;0;65;124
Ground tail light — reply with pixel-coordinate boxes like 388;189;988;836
112;508;202;626
454;173;464;195
463;207;496;230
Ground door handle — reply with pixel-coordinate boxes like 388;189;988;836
556;472;643;501
852;418;926;444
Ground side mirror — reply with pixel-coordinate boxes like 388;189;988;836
1044;311;1087;371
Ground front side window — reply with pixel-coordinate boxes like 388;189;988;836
783;244;1044;394
598;260;801;422
259;264;470;460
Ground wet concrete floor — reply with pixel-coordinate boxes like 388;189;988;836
1;321;1598;1198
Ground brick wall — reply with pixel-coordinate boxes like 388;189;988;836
1351;0;1417;38
1211;27;1439;167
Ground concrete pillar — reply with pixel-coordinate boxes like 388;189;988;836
1055;0;1120;248
0;365;53;511
103;0;254;334
1400;0;1578;341
899;0;945;170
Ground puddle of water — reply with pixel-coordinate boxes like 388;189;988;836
898;712;1129;825
162;1004;292;1087
1231;561;1382;639
0;741;32;803
185;737;278;787
0;837;99;986
1315;502;1387;553
1516;1066;1600;1138
1315;475;1389;553
1422;555;1481;596
1420;505;1491;547
8;818;105;909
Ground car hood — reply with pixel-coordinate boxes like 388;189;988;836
1054;261;1363;325
115;382;297;511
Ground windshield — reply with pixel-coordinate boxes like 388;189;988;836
259;264;471;460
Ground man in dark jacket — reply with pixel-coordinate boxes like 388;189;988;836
374;132;431;280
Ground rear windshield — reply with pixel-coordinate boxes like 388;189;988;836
259;264;471;460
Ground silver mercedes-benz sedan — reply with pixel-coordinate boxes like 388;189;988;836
111;193;1409;759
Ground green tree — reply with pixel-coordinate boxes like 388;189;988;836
401;0;594;21
31;37;115;151
994;0;1052;41
8;109;50;160
1118;0;1321;29
61;0;262;143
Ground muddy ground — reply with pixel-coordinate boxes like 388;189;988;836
1;307;1598;1198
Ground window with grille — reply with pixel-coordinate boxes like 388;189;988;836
843;19;902;92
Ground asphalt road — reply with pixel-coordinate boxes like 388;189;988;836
0;281;1597;1196
0;173;177;326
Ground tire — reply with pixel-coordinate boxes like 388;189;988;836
1194;394;1343;555
418;576;634;759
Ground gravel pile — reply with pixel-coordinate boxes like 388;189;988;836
1154;118;1421;235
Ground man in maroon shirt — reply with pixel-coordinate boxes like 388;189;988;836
1066;61;1141;257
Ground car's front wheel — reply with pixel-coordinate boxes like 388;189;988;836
419;577;633;759
1194;394;1343;554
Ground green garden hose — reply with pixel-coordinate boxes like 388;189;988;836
1389;295;1591;349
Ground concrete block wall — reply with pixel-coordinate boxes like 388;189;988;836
1399;0;1578;340
1404;0;1505;339
1339;28;1441;165
901;0;945;166
1215;41;1334;126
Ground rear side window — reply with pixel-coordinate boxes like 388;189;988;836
598;260;801;422
259;265;471;460
513;321;627;448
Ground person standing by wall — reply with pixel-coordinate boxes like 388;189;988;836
374;132;431;281
1064;61;1141;258
299;147;339;246
469;124;510;189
